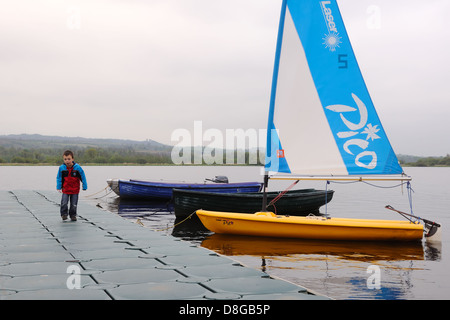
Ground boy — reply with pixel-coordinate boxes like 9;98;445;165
56;150;87;221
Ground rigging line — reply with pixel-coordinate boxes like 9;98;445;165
362;181;408;189
266;180;299;208
329;180;408;189
267;202;278;215
407;181;415;217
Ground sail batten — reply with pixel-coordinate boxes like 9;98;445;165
265;0;404;177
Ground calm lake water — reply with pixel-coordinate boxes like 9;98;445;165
1;165;449;300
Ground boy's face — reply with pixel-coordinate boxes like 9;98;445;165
63;155;74;167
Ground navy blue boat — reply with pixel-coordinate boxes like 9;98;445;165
107;177;263;200
173;188;334;218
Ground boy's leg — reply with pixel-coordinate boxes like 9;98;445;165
69;193;79;220
60;193;69;220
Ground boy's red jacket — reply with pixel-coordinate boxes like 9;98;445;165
56;162;87;194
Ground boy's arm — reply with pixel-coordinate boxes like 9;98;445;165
56;166;62;190
79;166;88;190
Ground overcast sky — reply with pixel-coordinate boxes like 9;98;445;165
0;0;448;156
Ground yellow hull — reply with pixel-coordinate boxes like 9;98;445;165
196;210;424;241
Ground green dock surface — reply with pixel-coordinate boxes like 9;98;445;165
0;190;328;300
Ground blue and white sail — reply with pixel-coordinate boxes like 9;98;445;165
265;0;405;179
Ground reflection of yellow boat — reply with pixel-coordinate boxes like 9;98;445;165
201;234;425;261
196;210;424;242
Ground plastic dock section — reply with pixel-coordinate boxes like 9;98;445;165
0;190;328;300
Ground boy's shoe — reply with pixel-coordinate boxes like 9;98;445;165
70;215;77;221
62;214;68;221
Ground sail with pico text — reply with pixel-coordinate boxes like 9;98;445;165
265;0;404;178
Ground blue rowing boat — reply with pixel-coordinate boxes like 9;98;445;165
107;177;263;200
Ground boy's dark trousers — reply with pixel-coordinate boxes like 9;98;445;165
60;193;79;217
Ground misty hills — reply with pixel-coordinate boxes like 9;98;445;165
0;134;171;151
0;134;173;164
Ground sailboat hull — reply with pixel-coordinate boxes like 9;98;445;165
196;210;424;241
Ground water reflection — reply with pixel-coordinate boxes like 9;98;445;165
201;234;427;261
115;198;174;217
199;233;442;300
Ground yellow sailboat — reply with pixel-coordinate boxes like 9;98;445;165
196;0;440;242
196;210;424;241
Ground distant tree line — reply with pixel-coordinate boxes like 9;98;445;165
0;146;263;165
0;146;172;165
400;154;450;167
1;144;448;167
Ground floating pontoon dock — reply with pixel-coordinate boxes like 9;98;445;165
0;190;328;300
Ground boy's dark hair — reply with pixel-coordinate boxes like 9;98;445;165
63;150;74;158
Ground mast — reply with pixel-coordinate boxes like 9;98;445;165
261;172;269;212
261;0;287;213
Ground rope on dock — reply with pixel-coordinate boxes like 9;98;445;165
153;211;197;232
84;186;114;199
